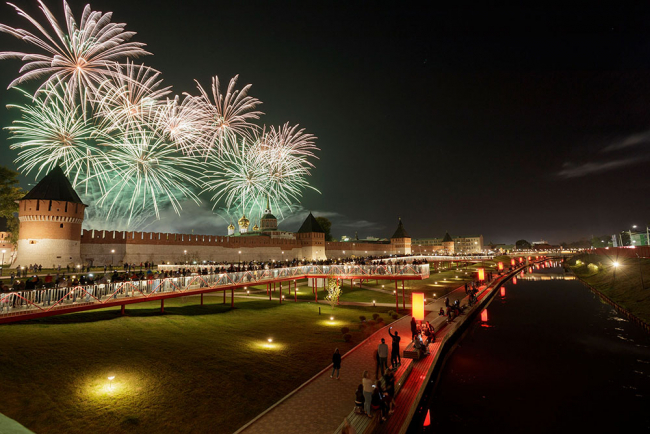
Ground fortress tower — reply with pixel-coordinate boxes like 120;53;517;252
260;197;278;232
390;218;411;255
14;166;86;267
296;212;326;260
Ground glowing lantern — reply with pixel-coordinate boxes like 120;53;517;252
500;287;506;297
519;257;524;263
527;256;531;261
424;409;431;427
529;267;533;273
477;268;485;281
498;262;504;271
520;271;524;277
481;309;488;322
511;259;516;266
412;292;425;321
512;276;517;285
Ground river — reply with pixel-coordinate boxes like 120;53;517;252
409;262;650;433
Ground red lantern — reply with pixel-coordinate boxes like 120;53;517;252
481;309;488;322
519;257;524;263
500;287;506;297
477;268;485;281
498;262;504;271
512;276;517;285
412;292;425;321
424;410;431;427
511;259;516;266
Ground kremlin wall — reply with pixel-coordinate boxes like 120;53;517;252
11;167;413;267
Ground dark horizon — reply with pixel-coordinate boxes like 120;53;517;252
1;1;649;244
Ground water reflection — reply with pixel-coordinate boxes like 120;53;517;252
411;264;650;433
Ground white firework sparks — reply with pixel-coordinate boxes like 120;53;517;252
94;61;171;132
0;0;149;98
191;74;263;155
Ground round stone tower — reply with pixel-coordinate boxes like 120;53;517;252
14;166;86;267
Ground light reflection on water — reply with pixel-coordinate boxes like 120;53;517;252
411;265;650;433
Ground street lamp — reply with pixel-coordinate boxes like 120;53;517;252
108;375;115;390
238;251;242;266
111;249;115;265
0;249;5;276
184;250;187;264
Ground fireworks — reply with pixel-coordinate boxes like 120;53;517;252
0;1;319;230
192;75;263;155
0;0;149;99
6;80;106;188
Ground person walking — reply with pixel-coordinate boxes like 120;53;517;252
362;371;374;417
410;317;418;341
388;327;401;368
331;348;341;379
378;338;389;376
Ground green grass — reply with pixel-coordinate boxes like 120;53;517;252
0;297;396;434
569;254;650;324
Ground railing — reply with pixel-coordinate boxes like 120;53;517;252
372;255;494;263
0;264;429;320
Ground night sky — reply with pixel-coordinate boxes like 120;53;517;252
1;1;650;244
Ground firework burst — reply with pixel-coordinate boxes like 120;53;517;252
192;75;263;155
6;80;107;189
94;61;171;132
0;0;149;99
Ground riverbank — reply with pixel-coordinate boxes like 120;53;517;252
569;253;650;326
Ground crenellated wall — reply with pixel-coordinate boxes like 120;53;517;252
80;229;309;265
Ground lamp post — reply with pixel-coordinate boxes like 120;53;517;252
184;250;187;264
238;251;242;266
111;249;115;266
0;249;5;276
282;251;285;263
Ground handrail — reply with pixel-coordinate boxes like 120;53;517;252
0;264;429;320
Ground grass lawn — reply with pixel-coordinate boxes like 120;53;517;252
569;254;650;324
0;297;397;434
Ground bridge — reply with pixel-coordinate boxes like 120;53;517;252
0;263;429;324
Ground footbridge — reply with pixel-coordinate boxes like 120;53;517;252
0;263;429;324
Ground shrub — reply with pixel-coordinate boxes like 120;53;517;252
341;326;350;334
366;320;376;327
343;333;352;342
376;316;384;323
387;310;394;316
372;313;380;320
359;323;367;331
359;315;366;321
392;314;399;320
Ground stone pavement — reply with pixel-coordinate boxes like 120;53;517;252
235;285;471;434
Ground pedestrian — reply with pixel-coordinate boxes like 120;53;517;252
378;338;388;375
410;317;418;341
388;326;401;368
331;348;341;379
362;371;374;417
354;384;365;414
374;348;380;379
445;297;449;308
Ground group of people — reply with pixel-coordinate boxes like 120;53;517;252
356;369;396;423
410;317;434;357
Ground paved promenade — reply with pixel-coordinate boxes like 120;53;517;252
236;284;472;434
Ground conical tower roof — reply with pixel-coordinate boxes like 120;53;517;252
391;218;410;239
21;166;84;204
442;232;453;243
297;212;324;233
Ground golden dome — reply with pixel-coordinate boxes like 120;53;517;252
252;224;259;231
238;214;250;229
227;223;235;230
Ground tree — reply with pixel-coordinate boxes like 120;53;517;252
325;276;342;309
315;216;333;241
0;166;24;245
515;239;531;250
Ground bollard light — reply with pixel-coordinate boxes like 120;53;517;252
268;338;273;343
108;375;115;390
330;316;334;321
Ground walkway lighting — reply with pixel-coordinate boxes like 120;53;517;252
613;262;620;268
373;300;376;307
330;316;334;321
108;376;115;390
267;338;273;343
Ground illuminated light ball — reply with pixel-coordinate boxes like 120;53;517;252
330;316;334;321
268;338;273;343
613;262;620;268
